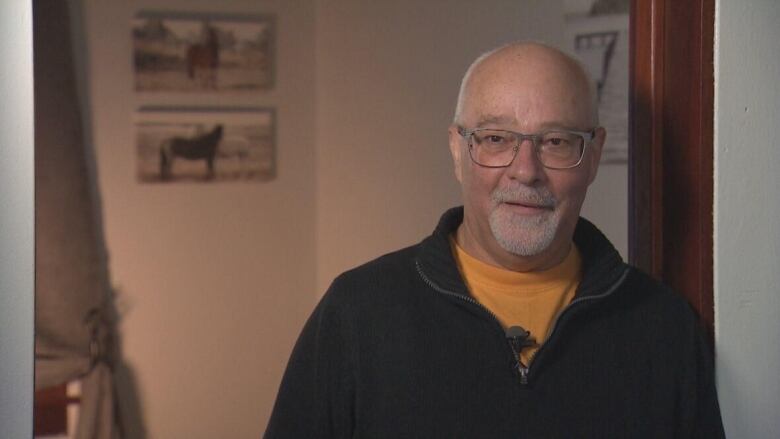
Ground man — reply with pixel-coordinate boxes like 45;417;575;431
265;42;724;438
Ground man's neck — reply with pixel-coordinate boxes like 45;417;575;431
454;221;571;273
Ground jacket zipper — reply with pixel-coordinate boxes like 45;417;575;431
415;261;530;383
524;267;630;382
415;259;630;386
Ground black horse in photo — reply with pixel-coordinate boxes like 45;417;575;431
160;124;224;180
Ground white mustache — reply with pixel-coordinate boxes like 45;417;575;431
491;186;556;208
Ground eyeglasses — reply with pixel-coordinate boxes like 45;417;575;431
457;126;595;169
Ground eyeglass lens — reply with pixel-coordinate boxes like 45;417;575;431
468;129;585;169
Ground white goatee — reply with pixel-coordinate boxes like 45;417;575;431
488;185;560;256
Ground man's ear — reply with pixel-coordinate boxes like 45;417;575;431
448;125;464;183
586;126;606;186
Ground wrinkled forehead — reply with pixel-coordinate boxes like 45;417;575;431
461;51;595;130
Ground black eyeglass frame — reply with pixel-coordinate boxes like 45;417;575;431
457;126;597;170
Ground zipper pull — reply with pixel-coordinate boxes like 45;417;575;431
518;364;529;385
506;326;534;385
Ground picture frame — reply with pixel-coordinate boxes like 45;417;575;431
132;11;275;93
134;106;276;183
564;1;630;164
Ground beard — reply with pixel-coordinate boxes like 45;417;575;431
488;184;560;256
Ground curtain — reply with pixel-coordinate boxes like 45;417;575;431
34;0;121;437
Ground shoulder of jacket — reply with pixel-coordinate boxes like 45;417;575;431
320;243;421;305
620;267;701;325
336;243;419;283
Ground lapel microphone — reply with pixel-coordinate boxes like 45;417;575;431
506;325;536;355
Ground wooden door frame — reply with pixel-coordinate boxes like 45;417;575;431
629;0;715;343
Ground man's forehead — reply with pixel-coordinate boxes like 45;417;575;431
472;113;586;132
463;81;591;129
462;64;593;128
473;114;514;126
470;58;587;101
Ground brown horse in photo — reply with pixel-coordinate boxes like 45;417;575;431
160;125;224;180
186;26;220;89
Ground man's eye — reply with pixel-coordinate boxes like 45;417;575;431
476;132;511;145
544;136;569;146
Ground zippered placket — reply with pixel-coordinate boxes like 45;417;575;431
415;259;630;386
524;267;630;382
514;352;530;385
414;260;526;380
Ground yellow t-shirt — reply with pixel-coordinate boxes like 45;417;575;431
450;237;582;366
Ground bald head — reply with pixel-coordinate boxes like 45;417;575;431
453;42;598;128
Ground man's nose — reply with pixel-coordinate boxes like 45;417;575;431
505;138;545;184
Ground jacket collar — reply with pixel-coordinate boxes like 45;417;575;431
416;207;627;299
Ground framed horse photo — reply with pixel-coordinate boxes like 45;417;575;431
134;107;276;183
132;11;274;93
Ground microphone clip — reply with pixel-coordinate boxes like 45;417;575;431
506;325;536;354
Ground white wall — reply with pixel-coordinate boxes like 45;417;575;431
714;0;780;437
79;0;315;437
0;1;34;437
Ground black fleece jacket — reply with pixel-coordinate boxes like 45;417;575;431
265;207;725;438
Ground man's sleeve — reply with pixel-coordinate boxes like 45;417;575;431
677;307;726;438
264;279;356;438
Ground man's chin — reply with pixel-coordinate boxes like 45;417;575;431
489;211;558;257
493;234;553;257
490;204;551;228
